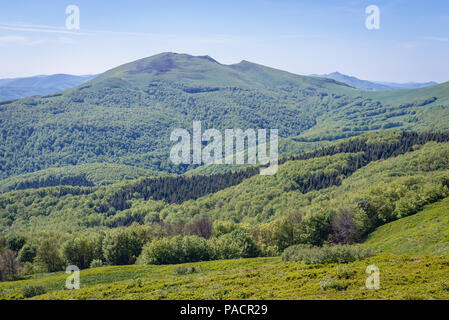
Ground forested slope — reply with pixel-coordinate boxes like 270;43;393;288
1;53;448;182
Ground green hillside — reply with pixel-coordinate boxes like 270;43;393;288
1;52;449;182
364;197;449;256
1;131;449;238
1;254;449;300
0;163;158;194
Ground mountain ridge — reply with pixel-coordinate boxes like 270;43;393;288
0;74;97;101
1;52;449;181
311;71;438;91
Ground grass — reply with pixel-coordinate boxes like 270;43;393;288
364;197;449;255
1;253;449;300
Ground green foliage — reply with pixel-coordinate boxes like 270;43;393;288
282;244;373;264
0;163;156;194
210;229;260;260
61;236;94;269
17;243;37;263
21;284;47;298
138;235;210;265
173;265;196;275
2;254;449;300
89;259;103;268
335;265;356;280
212;221;239;238
320;276;348;291
102;229;142;265
34;239;64;272
6;234;26;252
139;229;259;265
2;53;449;184
364;196;449;255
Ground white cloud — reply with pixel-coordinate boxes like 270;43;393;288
0;35;47;46
424;36;449;42
0;35;27;44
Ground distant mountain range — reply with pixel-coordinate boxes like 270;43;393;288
0;69;438;102
310;72;438;91
0;74;97;101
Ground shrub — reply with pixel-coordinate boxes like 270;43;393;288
90;259;103;268
22;284;47;298
210;229;260;260
102;229;142;265
336;265;356;279
138;235;210;265
18;243;37;263
319;277;348;291
173;265;196;275
282;244;373;264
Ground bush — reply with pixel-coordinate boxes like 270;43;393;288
336;265;356;279
102;229;142;265
282;244;373;265
18;243;37;263
138;235;210;265
22;284;47;298
210;229;260;260
319;277;348;291
173;265;196;275
90;259;103;268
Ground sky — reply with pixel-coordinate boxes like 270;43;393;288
0;0;448;83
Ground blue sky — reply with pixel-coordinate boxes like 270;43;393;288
0;0;448;82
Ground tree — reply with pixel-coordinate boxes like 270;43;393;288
184;217;213;239
6;235;26;252
102;229;142;265
61;237;93;269
0;249;21;281
328;209;358;244
35;239;64;272
0;235;5;253
18;243;37;263
211;229;260;260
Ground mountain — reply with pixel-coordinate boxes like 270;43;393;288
373;80;439;90
0;74;97;101
311;72;438;91
1;52;449;182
